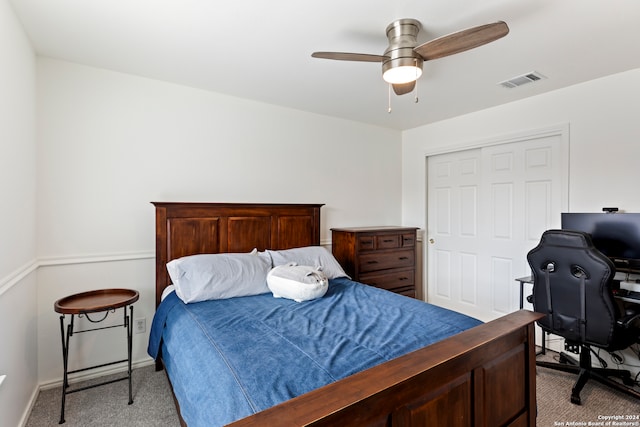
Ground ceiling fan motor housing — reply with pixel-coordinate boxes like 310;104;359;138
382;19;423;81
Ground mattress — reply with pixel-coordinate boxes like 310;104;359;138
148;277;482;426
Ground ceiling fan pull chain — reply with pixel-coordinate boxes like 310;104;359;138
388;84;392;113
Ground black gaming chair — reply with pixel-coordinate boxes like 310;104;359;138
527;229;640;404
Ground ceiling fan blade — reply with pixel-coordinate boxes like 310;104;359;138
311;52;387;62
414;21;509;60
392;81;415;96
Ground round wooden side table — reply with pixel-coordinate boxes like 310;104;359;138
54;288;139;424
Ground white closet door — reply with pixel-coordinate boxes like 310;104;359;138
427;131;567;321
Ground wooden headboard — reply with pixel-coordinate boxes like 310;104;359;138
152;202;323;307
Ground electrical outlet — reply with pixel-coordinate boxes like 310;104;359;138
135;318;146;334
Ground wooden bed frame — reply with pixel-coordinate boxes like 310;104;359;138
153;202;543;427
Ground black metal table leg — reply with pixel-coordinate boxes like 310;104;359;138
127;305;134;405
59;314;74;424
56;301;137;423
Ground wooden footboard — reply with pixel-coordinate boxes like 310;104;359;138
228;310;542;427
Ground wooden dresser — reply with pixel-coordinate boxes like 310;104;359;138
331;226;419;298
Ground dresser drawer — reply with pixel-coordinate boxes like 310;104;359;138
359;268;415;292
376;234;400;249
396;288;416;298
358;234;406;251
358;235;376;250
358;249;414;273
401;233;416;247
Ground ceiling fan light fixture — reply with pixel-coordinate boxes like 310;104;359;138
383;65;423;84
382;55;424;84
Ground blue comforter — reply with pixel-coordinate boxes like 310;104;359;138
148;278;482;426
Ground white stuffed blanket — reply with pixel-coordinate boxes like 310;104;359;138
267;262;328;302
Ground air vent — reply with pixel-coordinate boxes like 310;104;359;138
499;71;546;89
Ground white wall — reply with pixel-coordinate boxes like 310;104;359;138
402;68;640;231
35;58;403;384
0;0;38;426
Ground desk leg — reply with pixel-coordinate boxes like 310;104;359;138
517;279;547;355
519;281;524;310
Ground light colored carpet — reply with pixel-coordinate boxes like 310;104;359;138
535;351;640;427
26;351;640;426
25;364;180;426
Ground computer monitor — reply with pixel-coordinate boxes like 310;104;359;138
561;212;640;272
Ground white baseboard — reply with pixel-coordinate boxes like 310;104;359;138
19;383;41;427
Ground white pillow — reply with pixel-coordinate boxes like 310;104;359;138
166;252;271;303
267;263;328;302
266;246;349;279
161;284;175;301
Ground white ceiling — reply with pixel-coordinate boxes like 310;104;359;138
10;0;640;130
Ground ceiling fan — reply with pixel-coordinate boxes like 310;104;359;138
312;19;509;96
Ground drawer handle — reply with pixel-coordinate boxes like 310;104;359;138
367;260;379;264
399;277;408;281
383;239;394;243
398;256;409;260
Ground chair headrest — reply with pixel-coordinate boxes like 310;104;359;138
539;229;593;249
